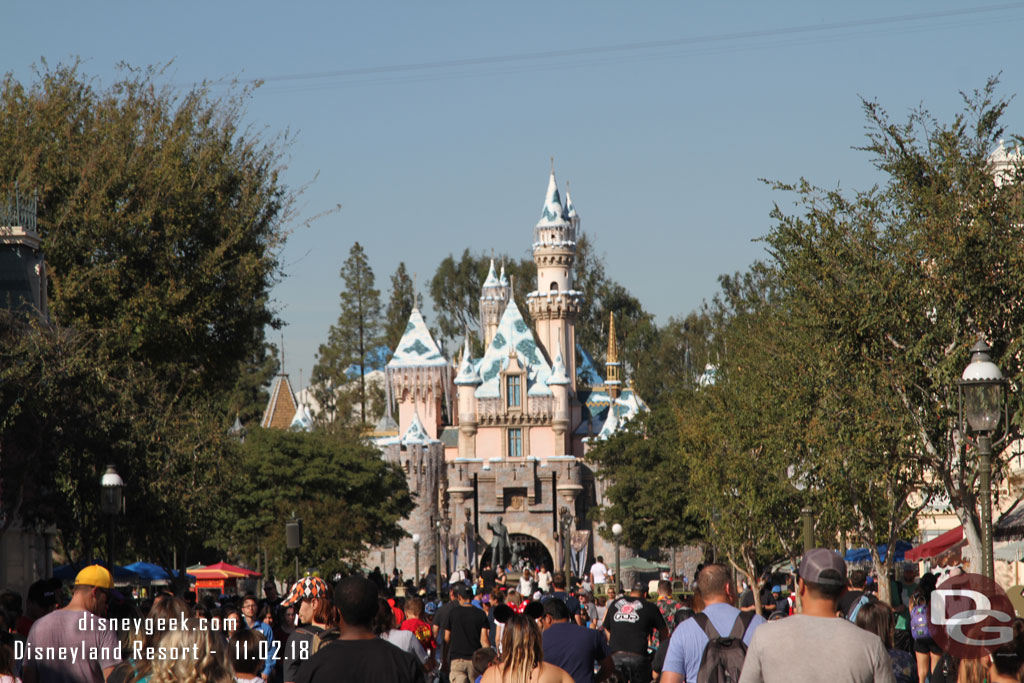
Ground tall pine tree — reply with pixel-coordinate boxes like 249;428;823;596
312;242;382;426
384;262;422;352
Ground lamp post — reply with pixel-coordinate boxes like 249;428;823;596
412;534;421;586
958;339;1009;579
285;515;302;582
801;508;814;552
100;465;124;567
434;518;443;594
559;506;574;580
612;523;623;595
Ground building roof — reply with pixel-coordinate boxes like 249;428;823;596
387;307;447;368
377;412;441;447
482;259;501;289
454;337;482;386
261;374;298;429
548;348;570;385
289;404;313;431
576;344;605;386
535;169;570;229
475;297;553;399
565;184;578;221
586;387;649;441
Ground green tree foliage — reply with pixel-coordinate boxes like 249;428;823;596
312;242;383;426
0;61;290;400
764;78;1024;573
384;262;422;352
586;407;701;555
211;427;414;577
0;61;294;561
429;249;535;353
0;314;232;567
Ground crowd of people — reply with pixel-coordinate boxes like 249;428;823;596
2;549;1024;683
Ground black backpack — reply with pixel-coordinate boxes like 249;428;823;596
694;611;755;683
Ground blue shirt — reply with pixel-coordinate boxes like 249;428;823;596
542;622;611;683
248;619;278;676
662;603;764;682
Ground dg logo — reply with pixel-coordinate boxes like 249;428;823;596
928;573;1016;658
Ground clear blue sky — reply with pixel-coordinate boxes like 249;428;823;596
5;1;1024;387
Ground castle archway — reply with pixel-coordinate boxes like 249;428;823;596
479;518;556;572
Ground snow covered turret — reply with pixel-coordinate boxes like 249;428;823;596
386;307;453;439
454;337;482;458
480;259;510;348
548;343;571;450
528;163;582;390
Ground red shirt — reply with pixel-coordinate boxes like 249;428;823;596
401;617;434;650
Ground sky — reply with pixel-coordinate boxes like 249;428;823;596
5;1;1024;389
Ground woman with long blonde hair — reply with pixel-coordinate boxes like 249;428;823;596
481;613;571;683
148;617;233;683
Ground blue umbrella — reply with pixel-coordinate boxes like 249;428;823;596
123;561;181;581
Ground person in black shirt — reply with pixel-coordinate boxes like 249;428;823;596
443;584;490;683
294;576;424;683
601;582;667;683
837;569;876;619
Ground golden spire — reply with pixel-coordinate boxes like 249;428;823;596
606;311;621;399
606;312;619;365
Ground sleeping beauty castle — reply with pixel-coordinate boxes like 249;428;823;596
264;166;648;581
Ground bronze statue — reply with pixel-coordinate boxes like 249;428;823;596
487;516;511;568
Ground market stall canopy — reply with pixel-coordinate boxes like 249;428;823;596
995;502;1024;541
123;562;181;582
845;542;913;565
905;526;965;562
995;541;1024;563
187;561;261;579
617;557;668;572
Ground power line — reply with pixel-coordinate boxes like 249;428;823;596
177;3;1024;92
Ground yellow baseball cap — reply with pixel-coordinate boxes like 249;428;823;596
74;565;114;589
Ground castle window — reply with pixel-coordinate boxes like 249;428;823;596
550;281;559;291
507;375;521;408
508;428;523;458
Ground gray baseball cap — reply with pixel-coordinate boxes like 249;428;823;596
799;548;846;586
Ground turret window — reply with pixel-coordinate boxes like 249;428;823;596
550;282;559;291
507;375;521;408
508;428;523;458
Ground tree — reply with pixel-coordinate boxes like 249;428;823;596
0;61;296;560
210;427;414;578
0;61;292;401
429;249;535;353
384;262;422;352
312;242;383;425
586;406;702;555
764;78;1024;573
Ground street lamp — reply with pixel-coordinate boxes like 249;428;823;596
434;518;443;594
412;534;421;586
612;523;623;596
285;515;302;582
559;506;575;580
100;465;124;567
959;339;1009;579
801;508;814;553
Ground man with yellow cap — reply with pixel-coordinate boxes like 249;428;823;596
23;565;122;683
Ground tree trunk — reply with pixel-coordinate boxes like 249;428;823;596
956;506;983;573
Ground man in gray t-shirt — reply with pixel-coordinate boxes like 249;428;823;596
24;565;121;683
738;549;895;683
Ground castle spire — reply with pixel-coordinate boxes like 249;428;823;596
605;311;622;399
536;165;570;229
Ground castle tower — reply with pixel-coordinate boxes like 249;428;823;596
605;311;622;400
479;259;510;348
0;185;46;316
527;165;582;390
454;337;482;458
548;342;571;454
386;307;452;439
